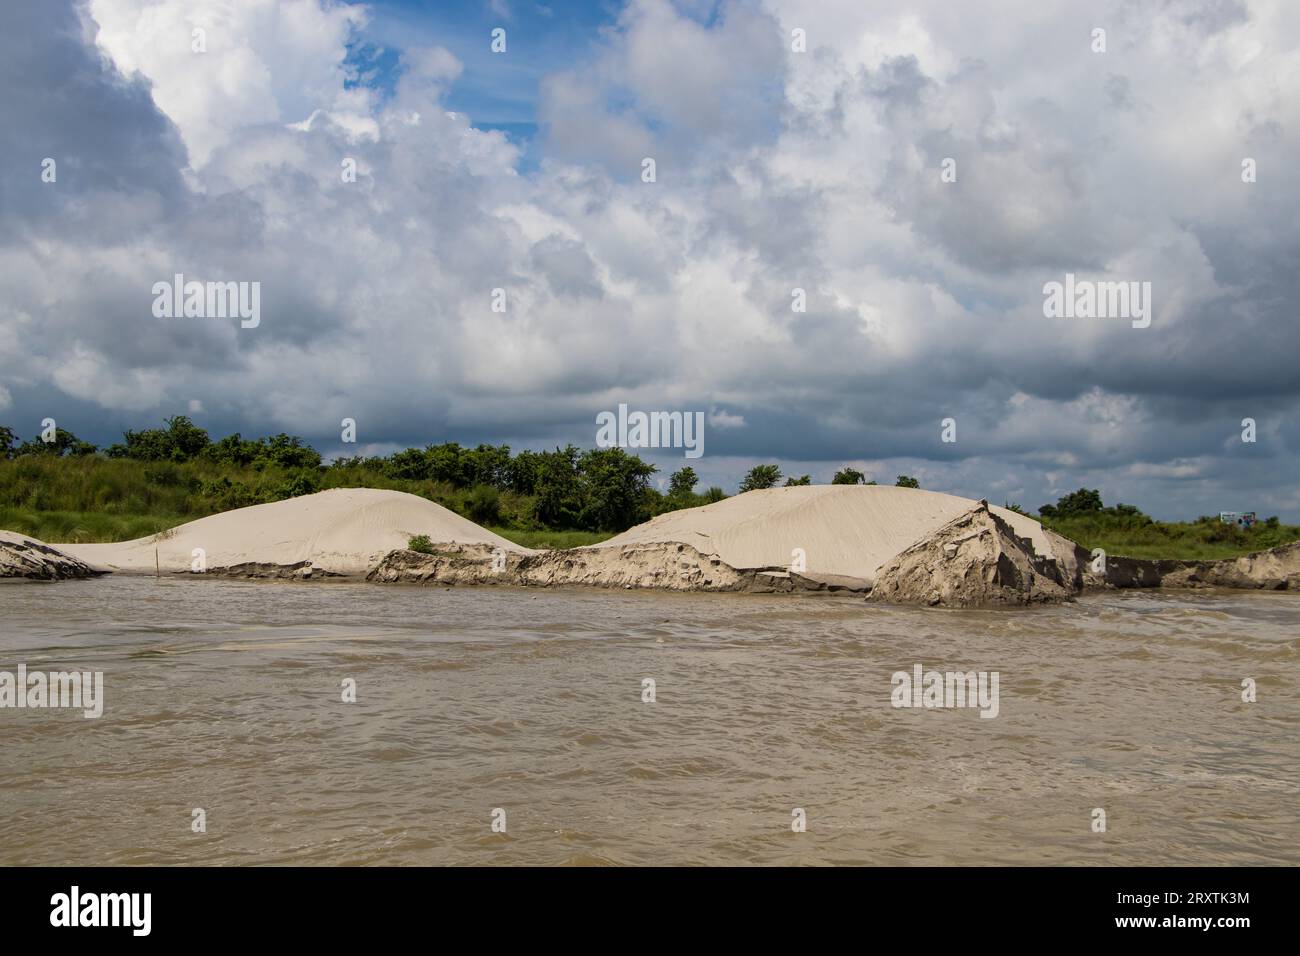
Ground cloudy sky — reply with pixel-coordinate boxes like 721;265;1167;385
2;0;1298;518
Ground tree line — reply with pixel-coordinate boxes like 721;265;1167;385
1;417;924;533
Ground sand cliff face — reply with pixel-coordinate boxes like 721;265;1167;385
367;541;862;593
0;531;102;580
867;502;1079;607
1088;542;1300;591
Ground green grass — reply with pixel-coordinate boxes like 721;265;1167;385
489;527;613;549
1039;514;1300;561
0;455;623;545
0;507;184;544
0;455;545;541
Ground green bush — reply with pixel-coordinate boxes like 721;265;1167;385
465;484;501;524
276;471;321;500
739;464;781;492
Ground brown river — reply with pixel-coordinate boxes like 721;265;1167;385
1;576;1296;865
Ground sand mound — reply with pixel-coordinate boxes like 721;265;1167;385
867;502;1078;607
594;485;1072;587
58;488;531;576
0;531;102;580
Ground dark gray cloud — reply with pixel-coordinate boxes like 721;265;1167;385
0;0;188;229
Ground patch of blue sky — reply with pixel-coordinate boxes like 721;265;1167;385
343;1;625;172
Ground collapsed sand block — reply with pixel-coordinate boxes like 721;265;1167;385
0;531;103;580
519;542;761;591
368;543;531;587
866;501;1080;607
1197;542;1300;589
185;560;344;580
367;541;862;593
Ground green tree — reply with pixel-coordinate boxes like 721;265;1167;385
507;449;544;495
784;474;811;486
166;416;211;460
108;416;208;461
206;433;261;467
739;464;782;492
832;468;865;485
258;433;321;470
0;425;15;459
895;475;920;489
1039;487;1103;518
426;442;470;486
669;466;698;498
385;446;434;481
16;427;97;457
533;445;582;527
576;446;657;530
466;444;512;488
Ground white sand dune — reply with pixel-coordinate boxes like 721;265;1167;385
59;488;531;575
595;485;1069;585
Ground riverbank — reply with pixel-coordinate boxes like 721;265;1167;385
7;486;1298;605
